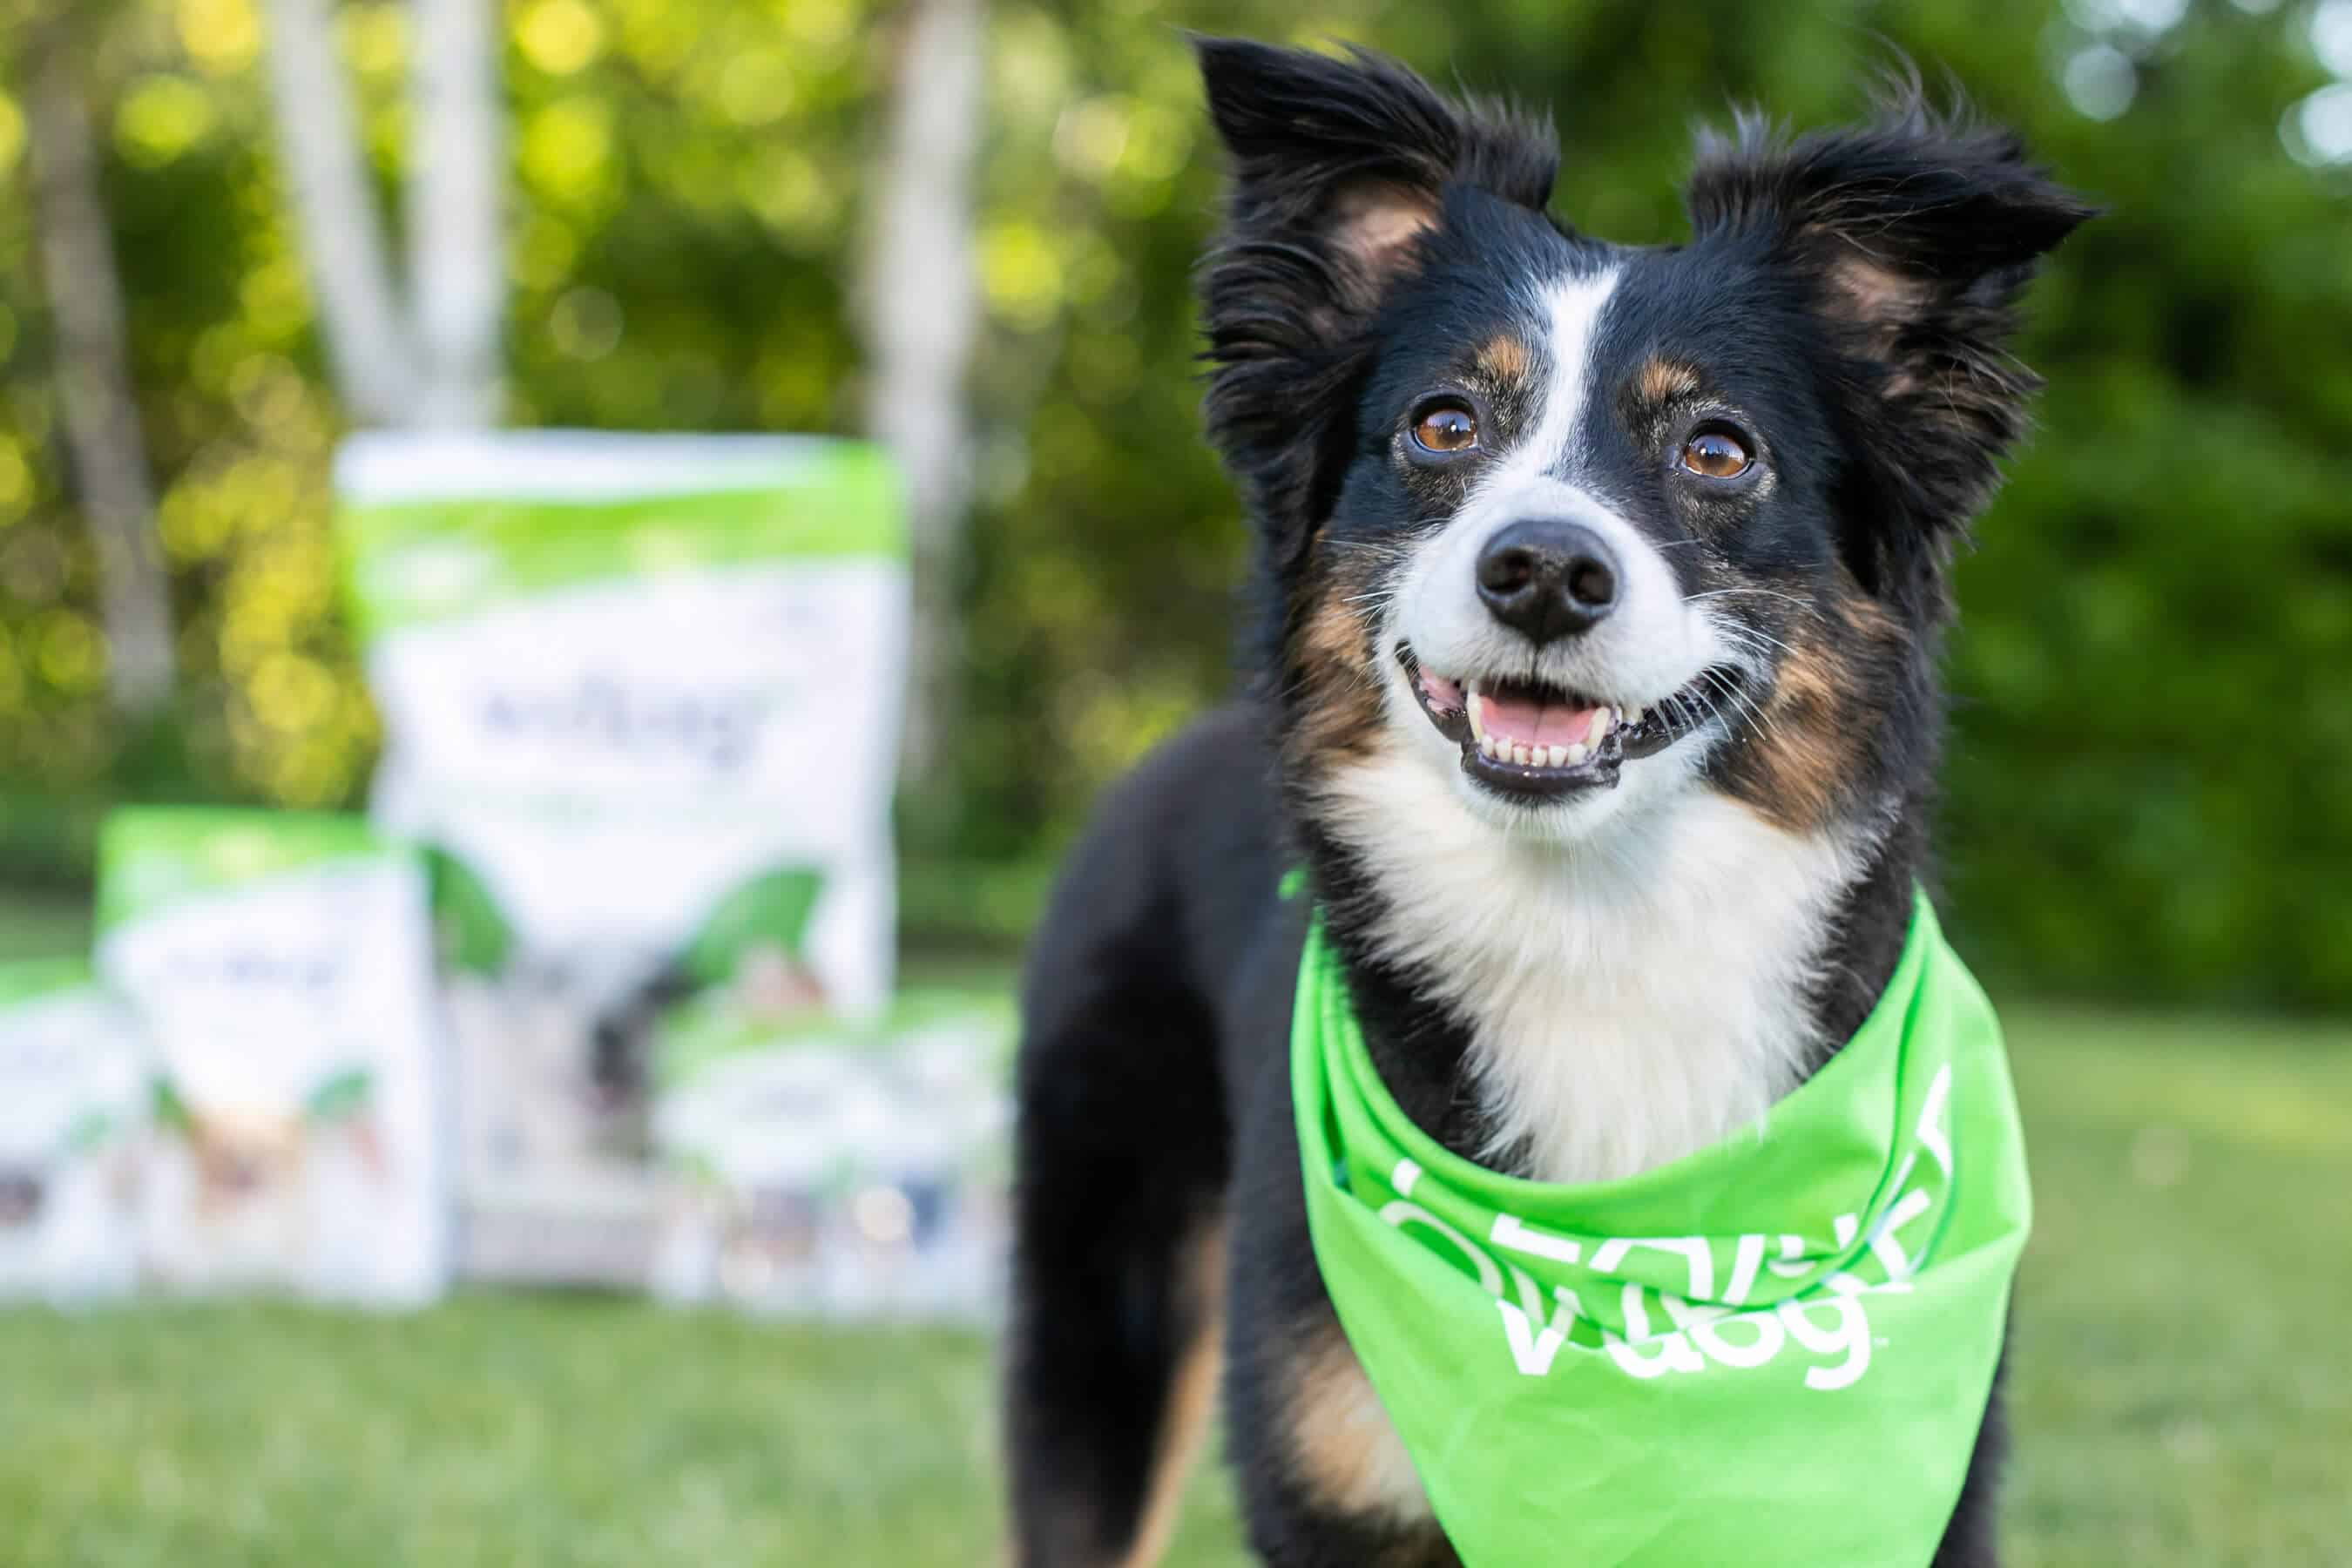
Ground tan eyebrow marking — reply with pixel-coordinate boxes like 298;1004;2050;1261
1636;356;1704;403
1474;333;1530;382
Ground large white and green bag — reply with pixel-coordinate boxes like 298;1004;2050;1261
95;808;451;1303
335;432;908;1283
0;960;144;1302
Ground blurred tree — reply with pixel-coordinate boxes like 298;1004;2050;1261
406;0;504;426
16;0;175;720
260;0;502;424
864;0;985;784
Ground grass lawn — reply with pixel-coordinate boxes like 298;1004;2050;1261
3;1004;2346;1566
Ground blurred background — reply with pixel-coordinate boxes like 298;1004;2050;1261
0;0;2345;1564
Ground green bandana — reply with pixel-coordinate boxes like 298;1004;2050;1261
1292;894;2028;1567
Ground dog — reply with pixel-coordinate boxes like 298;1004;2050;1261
1005;37;2091;1568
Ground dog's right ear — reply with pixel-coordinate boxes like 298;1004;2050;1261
1193;38;1556;567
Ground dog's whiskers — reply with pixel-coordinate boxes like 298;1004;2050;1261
1705;665;1784;747
1713;623;1805;665
1682;587;1814;612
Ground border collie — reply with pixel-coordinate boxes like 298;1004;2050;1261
1006;38;2090;1568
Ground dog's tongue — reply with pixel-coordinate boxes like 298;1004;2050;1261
1477;689;1602;748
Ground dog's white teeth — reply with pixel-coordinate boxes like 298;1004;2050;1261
1473;736;1611;768
1589;707;1614;745
1627;706;1646;728
1466;682;1484;741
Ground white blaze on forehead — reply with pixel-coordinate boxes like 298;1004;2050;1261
1480;267;1622;497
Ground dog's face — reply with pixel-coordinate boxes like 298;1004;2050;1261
1197;42;2090;848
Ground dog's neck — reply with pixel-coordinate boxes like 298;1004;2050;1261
1301;745;1915;1186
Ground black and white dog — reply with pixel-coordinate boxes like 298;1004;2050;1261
1006;38;2090;1568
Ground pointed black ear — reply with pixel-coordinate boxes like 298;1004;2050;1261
1193;38;1557;564
1686;86;2097;576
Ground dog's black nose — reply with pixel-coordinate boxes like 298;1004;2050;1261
1475;519;1619;643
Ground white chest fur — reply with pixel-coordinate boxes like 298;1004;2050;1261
1320;747;1863;1185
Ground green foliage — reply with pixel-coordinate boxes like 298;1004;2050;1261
0;0;2346;1002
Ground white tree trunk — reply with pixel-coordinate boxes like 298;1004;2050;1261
22;19;176;718
259;0;425;424
862;0;985;783
405;0;504;428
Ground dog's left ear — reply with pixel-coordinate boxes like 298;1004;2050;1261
1194;37;1558;568
1686;92;2097;583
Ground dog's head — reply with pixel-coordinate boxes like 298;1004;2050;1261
1196;39;2092;850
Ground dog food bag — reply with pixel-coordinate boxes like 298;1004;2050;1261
94;808;451;1304
335;431;908;1285
647;987;1013;1321
0;960;144;1302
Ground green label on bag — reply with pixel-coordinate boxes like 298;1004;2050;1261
338;435;904;637
679;866;825;987
96;808;395;934
1292;893;2028;1567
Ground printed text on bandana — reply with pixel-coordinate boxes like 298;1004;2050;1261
1370;1064;1957;1392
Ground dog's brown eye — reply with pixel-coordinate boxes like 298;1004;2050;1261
1678;429;1752;479
1412;404;1479;453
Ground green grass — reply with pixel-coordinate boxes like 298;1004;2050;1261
1999;1008;2352;1568
2;1005;2345;1566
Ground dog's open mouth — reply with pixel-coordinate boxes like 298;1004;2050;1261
1397;645;1740;799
